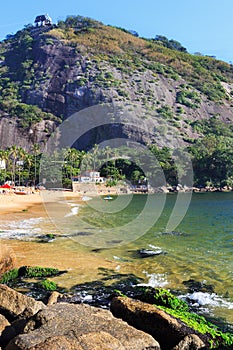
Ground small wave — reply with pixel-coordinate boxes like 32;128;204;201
8;217;44;229
65;206;79;217
148;244;164;253
0;217;44;240
138;270;169;288
113;256;121;260
115;265;121;271
81;196;93;201
82;294;93;302
180;291;233;309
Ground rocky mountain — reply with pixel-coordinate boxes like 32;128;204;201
0;15;233;151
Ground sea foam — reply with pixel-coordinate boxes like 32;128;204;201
65;206;79;217
0;217;44;240
138;270;169;288
180;291;233;309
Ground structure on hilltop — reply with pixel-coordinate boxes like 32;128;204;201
34;14;52;27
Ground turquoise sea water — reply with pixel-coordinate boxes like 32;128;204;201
77;192;233;326
1;192;233;327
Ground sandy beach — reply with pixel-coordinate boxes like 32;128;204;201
0;190;84;215
0;190;125;288
0;192;43;215
0;183;125;215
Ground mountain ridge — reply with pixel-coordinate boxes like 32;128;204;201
0;15;233;150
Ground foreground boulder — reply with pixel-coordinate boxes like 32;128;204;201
0;245;15;276
0;284;46;320
172;334;205;350
110;296;206;349
0;314;10;336
7;302;160;349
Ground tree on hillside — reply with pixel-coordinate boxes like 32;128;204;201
154;35;187;52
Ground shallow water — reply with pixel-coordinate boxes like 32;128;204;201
1;192;233;326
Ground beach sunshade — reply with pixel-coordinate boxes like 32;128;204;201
0;184;12;189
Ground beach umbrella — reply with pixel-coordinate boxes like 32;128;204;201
0;184;12;189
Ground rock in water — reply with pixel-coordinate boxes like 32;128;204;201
7;302;160;349
138;248;164;258
110;296;206;349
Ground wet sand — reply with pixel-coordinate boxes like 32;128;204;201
0;190;85;215
0;192;42;215
0;190;125;289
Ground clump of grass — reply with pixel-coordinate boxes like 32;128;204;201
0;268;19;283
157;305;233;349
0;266;61;285
135;286;189;311
38;279;57;291
134;286;233;349
18;266;60;278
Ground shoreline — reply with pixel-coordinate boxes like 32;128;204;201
0;190;84;215
1;186;232;216
1;190;233;328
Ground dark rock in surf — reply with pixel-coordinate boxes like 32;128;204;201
137;248;166;258
110;296;207;349
183;279;215;293
162;231;186;236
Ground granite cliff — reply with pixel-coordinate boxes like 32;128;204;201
0;15;233;150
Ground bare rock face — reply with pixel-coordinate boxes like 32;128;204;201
172;334;206;350
6;302;160;350
110;296;206;350
0;245;15;277
0;314;10;336
0;284;46;320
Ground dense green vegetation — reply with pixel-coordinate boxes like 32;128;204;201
38;279;58;291
0;133;233;188
0;15;232;188
0;266;60;283
0;27;60;127
48;15;233;102
135;287;233;349
0;266;63;295
159;304;233;349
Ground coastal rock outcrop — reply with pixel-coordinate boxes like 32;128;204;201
6;302;160;350
0;245;15;277
0;314;10;337
172;334;205;350
0;284;46;320
110;296;206;349
0;285;231;349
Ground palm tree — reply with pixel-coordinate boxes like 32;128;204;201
104;146;112;178
16;147;26;186
31;144;40;186
0;149;9;184
9;145;19;185
24;153;33;185
81;152;92;172
92;144;99;171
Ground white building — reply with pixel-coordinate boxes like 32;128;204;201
0;160;6;170
72;170;105;183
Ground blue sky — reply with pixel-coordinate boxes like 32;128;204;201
0;0;232;63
